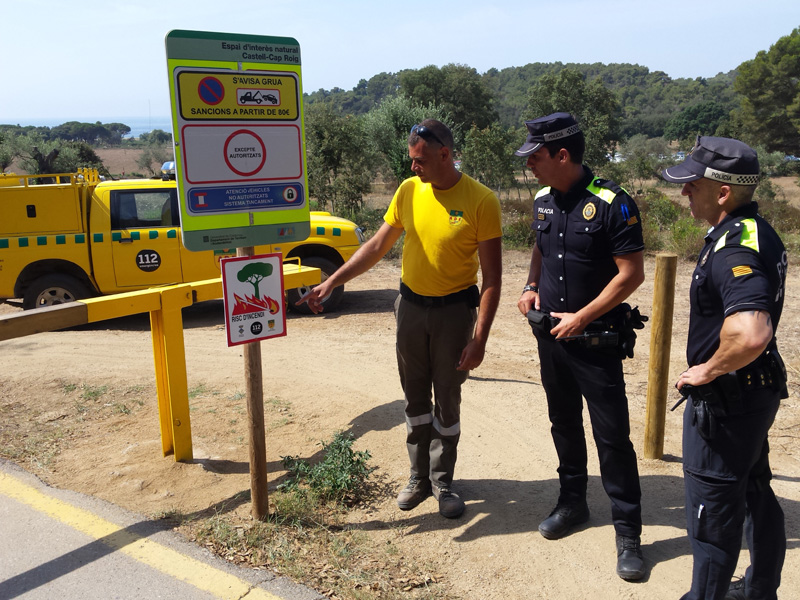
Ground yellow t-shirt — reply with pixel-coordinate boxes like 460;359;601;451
384;173;502;296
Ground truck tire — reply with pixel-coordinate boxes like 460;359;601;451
23;274;92;310
286;257;344;314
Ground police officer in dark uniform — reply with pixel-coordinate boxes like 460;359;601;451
515;112;647;581
663;137;788;600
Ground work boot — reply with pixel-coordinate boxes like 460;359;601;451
432;485;465;518
724;577;747;600
615;535;645;581
538;501;590;540
396;476;432;510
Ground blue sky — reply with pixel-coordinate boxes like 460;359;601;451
2;0;798;122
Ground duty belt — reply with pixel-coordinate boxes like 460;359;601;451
399;282;480;308
736;347;788;396
673;347;788;441
526;304;647;359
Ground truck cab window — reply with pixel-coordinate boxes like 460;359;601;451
111;190;178;229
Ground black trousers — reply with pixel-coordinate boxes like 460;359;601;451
680;387;785;600
535;331;642;538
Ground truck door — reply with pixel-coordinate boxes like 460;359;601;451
110;188;184;287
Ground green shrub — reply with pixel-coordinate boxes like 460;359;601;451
640;189;682;230
503;217;534;249
339;206;385;237
667;216;707;260
756;178;800;234
641;215;665;252
279;432;374;506
500;196;534;249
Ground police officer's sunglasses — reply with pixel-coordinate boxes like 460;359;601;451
410;123;445;147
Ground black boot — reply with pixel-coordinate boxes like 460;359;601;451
724;577;747;600
615;535;645;581
538;501;589;540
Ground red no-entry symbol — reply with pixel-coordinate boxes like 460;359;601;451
198;77;225;105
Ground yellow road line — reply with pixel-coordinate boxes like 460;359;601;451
0;471;281;600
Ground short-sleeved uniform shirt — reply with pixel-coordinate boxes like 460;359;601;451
534;167;644;314
384;173;502;297
687;202;787;366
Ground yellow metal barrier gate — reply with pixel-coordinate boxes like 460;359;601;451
0;263;320;462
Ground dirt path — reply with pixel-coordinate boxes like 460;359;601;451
1;251;799;599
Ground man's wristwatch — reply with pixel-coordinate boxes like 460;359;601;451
522;284;539;293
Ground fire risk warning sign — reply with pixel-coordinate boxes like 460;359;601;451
220;253;286;346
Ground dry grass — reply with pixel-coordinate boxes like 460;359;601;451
772;176;800;207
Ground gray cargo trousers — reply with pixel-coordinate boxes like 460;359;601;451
394;294;477;488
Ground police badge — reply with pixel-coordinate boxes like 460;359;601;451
583;202;596;220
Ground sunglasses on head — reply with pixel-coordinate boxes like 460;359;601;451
410;123;445;147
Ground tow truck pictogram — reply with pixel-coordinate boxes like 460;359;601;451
238;91;278;105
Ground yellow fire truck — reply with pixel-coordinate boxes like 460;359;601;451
0;170;364;312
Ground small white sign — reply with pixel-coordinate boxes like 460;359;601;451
221;253;286;346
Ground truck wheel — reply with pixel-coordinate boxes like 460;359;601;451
286;257;344;314
23;274;92;310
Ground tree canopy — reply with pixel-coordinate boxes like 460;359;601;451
49;121;131;145
307;61;740;142
734;26;800;154
399;63;497;130
663;101;730;141
361;95;453;186
461;123;518;191
305;102;377;213
11;133;106;175
525;69;621;169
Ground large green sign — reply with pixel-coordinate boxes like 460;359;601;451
165;30;310;251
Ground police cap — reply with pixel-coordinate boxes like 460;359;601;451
662;136;760;186
514;112;581;157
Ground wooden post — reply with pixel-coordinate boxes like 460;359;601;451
238;246;269;520
644;253;678;459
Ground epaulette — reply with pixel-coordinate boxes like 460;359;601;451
586;177;625;205
594;178;625;195
714;217;760;254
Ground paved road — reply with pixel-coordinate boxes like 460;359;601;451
0;460;323;600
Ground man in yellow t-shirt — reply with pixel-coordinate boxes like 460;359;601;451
299;119;502;518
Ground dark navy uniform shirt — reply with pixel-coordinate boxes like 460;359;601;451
534;167;644;314
687;202;787;366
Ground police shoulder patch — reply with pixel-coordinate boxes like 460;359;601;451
732;265;753;277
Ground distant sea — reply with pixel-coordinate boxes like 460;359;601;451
2;116;173;139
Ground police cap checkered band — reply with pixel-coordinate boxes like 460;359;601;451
703;168;760;186
514;112;581;157
543;124;581;142
662;136;760;185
